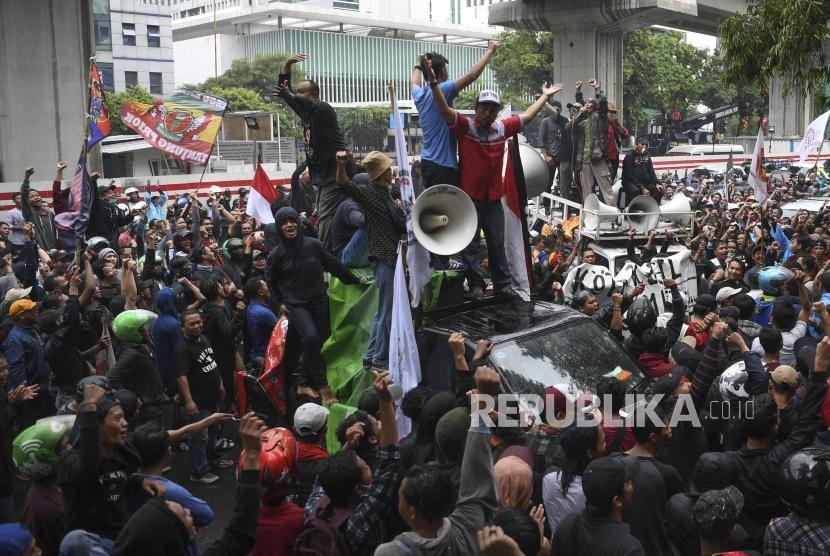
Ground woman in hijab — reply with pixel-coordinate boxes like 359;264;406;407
266;207;362;404
400;391;458;471
541;417;605;536
434;406;469;492
495;446;534;511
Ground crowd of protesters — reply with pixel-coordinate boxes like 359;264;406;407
0;42;829;556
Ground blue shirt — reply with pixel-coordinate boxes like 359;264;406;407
4;324;47;389
140;475;214;527
247;302;278;360
412;80;458;169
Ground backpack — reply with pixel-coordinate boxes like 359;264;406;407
294;500;352;556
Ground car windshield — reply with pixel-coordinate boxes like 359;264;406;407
489;320;643;396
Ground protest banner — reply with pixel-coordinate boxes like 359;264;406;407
565;249;697;314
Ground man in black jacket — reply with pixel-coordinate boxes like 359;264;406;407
58;384;165;555
87;181;135;246
620;137;660;208
538;101;568;197
729;335;830;546
274;53;350;250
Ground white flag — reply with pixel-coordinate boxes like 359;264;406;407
390;87;430;307
748;119;768;205
798;109;830;164
388;242;421;439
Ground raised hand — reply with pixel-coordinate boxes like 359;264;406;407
542;82;565;96
284;53;307;66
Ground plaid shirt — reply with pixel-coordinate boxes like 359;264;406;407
304;444;400;556
764;513;830;556
738;319;763;339
526;426;563;473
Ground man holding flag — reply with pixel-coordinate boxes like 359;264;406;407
425;56;563;299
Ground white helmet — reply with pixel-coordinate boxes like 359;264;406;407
719;361;750;401
124;187;139;196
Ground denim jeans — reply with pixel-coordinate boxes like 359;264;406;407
364;260;395;367
60;530;114;556
462;199;511;291
187;409;218;476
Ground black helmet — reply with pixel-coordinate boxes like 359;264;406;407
781;447;830;522
625;296;657;337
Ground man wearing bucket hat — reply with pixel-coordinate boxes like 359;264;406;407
336;150;401;370
425;56;564;299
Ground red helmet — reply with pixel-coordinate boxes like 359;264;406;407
238;427;298;501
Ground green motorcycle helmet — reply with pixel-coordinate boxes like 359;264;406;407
13;415;75;480
113;309;158;343
222;238;244;259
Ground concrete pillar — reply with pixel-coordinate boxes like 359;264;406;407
553;29;624;116
0;0;91;183
768;77;812;137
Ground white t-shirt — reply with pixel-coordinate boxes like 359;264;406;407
543;470;586;538
751;320;807;366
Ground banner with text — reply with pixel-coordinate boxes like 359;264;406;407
564;249;697;314
120;89;227;165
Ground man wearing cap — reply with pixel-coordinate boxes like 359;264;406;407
87;178;134;246
124;186;142;212
291;402;330;507
336;150;401;368
413;42;499;188
3;299;51;428
144;182;167;223
552;454;644;555
538;99;568;196
232;187;247;212
426;58;564;298
620;137;659;208
275;54;350;249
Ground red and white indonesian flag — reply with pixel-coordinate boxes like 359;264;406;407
749;118;769;205
502;142;532;301
798;109;830;164
246;164;278;224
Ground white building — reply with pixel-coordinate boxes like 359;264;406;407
171;0;507;105
93;0;175;94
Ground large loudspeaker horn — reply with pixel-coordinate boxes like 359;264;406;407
412;185;478;256
659;192;692;227
583;193;621;231
518;143;549;198
625;195;660;233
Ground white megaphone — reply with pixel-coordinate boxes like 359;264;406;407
583;193;620;231
518;143;549;198
659;192;693;227
625;195;660;233
412;185;478;255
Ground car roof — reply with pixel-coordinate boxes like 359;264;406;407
421;299;582;343
781;198;826;213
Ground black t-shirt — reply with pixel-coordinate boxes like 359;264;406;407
174;336;220;410
623;456;684;556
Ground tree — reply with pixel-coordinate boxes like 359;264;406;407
204;86;300;138
105;85;156;135
195;53;305;97
489;30;554;99
336;107;390;152
719;0;830;95
622;29;708;132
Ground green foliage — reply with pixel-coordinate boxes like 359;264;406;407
195;53;304;97
105;85;155;135
490;30;554;99
192;86;299;138
719;0;830;95
622;29;708;129
337;107;391;151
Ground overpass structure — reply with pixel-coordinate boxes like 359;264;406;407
489;0;815;137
